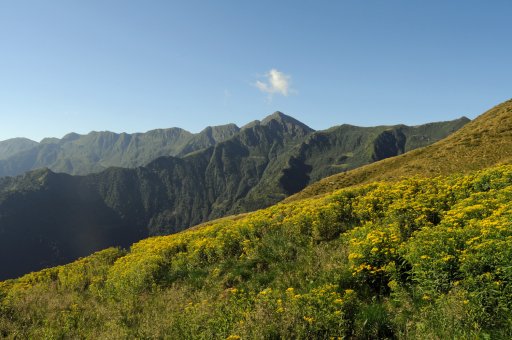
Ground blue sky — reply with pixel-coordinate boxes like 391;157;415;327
0;1;511;142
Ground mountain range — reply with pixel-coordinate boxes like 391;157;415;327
288;99;512;201
0;124;240;177
0;99;510;338
0;112;468;280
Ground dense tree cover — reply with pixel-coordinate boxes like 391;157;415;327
1;165;511;338
0;113;466;280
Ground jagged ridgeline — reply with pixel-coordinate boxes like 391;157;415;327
0;113;467;280
1;164;511;338
0;124;241;177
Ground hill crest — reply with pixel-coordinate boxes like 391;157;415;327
287;99;512;202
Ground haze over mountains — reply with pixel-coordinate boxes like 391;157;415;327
0;112;468;280
0;124;240;177
0;113;469;179
0;138;39;160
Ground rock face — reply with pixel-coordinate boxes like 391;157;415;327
0;112;469;280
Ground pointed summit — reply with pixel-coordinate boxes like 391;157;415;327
260;111;287;123
261;111;305;126
260;111;314;136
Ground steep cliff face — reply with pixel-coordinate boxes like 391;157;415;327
371;129;407;161
272;116;471;193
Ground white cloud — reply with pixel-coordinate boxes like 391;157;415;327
255;69;293;97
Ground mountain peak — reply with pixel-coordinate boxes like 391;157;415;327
263;110;286;120
197;123;241;144
61;132;81;143
261;111;293;124
0;137;39;161
261;111;314;134
199;123;239;134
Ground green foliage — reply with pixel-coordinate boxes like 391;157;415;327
0;138;38;160
0;113;468;281
0;124;241;177
1;165;512;338
291;98;512;202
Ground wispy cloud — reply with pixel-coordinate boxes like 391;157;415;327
255;69;294;97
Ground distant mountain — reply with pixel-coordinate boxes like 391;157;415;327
0;138;38;160
0;112;468;280
288;99;512;202
0;124;240;177
280;117;470;185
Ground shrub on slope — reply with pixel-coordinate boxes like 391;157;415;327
1;165;512;338
289;98;512;201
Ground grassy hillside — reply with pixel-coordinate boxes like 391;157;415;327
216;114;469;212
288;99;512;202
0;114;467;281
1;164;511;338
0;138;38;160
281;117;470;185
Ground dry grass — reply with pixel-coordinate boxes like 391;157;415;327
286;99;512;202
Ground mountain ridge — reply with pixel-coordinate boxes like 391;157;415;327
0;124;240;177
0;138;39;160
287;99;512;202
0;112;468;280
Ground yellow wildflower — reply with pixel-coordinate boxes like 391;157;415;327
303;316;315;324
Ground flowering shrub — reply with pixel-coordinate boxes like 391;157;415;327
2;165;512;338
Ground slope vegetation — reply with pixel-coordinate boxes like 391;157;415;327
0;124;240;177
0;114;466;280
0;138;38;160
1;164;511;338
289;99;512;201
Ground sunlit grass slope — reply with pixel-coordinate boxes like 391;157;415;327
1;164;511;338
287;99;512;202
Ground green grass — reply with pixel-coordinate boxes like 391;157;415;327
1;164;512;338
287;99;512;202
